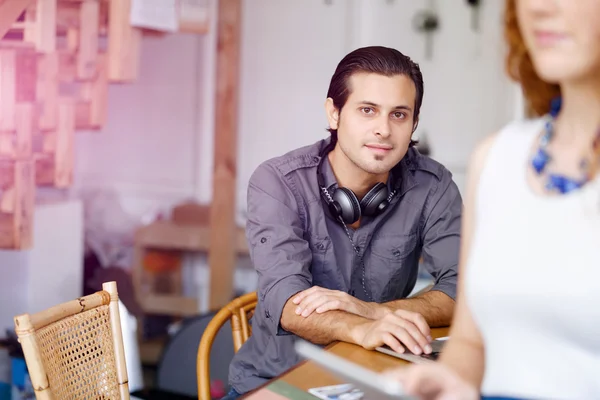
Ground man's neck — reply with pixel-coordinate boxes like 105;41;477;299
328;146;389;199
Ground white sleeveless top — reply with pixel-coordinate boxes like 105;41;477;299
465;118;600;399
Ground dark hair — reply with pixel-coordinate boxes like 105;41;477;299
326;46;424;145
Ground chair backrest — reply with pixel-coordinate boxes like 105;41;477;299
196;291;257;400
13;281;130;400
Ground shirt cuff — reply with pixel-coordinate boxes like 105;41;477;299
263;275;310;336
430;280;457;301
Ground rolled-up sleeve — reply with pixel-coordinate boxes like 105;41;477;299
246;163;312;336
421;173;462;300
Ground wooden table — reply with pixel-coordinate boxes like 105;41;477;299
244;327;449;398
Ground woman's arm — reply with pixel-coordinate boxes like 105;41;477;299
437;133;498;388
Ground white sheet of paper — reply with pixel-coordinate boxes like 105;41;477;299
308;383;364;400
130;0;178;32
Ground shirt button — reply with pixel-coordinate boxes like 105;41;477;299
260;237;267;244
313;156;320;163
265;310;270;318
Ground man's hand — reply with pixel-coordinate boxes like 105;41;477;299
292;286;388;320
350;309;433;355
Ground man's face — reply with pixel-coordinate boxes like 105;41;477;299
326;72;417;175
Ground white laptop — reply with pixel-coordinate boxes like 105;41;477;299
294;340;417;399
375;336;448;364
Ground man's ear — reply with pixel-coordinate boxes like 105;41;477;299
325;98;340;130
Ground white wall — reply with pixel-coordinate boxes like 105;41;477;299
0;250;28;334
73;32;209;221
0;200;83;333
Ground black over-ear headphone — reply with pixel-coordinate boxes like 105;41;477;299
317;143;392;225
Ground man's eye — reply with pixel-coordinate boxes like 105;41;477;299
393;112;406;119
361;107;374;114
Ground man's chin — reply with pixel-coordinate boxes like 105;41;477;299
361;156;402;174
361;163;395;176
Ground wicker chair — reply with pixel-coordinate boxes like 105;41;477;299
196;291;257;400
13;281;130;400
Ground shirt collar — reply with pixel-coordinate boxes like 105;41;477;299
319;141;417;197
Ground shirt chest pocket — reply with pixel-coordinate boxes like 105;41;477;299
370;232;418;261
368;232;419;301
308;235;343;288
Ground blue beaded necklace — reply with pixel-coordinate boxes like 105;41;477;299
531;97;600;194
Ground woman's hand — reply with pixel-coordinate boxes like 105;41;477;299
383;363;478;400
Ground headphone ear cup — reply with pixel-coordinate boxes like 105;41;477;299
360;182;389;216
332;187;361;224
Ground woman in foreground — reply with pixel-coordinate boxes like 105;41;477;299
386;0;600;399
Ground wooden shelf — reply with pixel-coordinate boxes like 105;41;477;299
132;201;248;317
135;220;248;256
140;293;198;317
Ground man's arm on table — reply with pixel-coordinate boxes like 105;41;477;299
281;294;433;355
290;284;453;333
378;290;455;328
280;297;365;345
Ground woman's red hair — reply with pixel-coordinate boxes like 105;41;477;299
504;0;560;117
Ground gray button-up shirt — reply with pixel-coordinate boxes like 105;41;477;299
229;138;462;393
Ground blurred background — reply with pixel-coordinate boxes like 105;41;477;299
0;0;524;398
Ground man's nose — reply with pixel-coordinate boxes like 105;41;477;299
376;116;391;138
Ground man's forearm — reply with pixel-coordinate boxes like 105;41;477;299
380;290;455;327
280;297;368;345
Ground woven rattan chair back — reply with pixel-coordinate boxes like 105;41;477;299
13;281;129;400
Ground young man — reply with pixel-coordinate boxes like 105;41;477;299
223;46;461;399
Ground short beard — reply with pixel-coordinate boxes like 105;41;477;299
339;141;392;175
